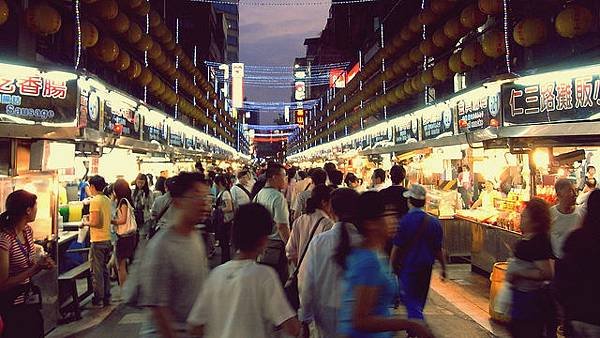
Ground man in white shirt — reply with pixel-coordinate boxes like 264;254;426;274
550;178;582;259
298;188;362;338
369;168;387;191
187;204;300;338
230;170;253;210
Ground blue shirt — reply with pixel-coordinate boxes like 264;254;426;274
78;181;89;201
393;208;443;273
338;248;398;338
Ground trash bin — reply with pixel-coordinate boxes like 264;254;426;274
489;261;510;323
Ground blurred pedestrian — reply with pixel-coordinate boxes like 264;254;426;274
84;175;113;307
556;190;600;337
111;179;137;287
328;170;344;189
153;176;167;199
293;168;327;220
506;198;556;338
187;203;301;338
150;178;175;236
344;173;362;191
133;174;154;235
230;170;253;210
214;175;234;263
369;168;387;191
391;184;446;324
0;190;55;338
138;172;211;337
286;185;334;265
299;188;360;337
286;167;298;206
336;191;432;338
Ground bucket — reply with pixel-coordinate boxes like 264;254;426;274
68;201;83;222
489;261;510;323
59;205;69;223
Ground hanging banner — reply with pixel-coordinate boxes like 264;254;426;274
103;92;141;139
141;108;168;145
347;63;360;83
295;109;305;128
393;114;419;144
0;63;78;124
231;63;244;109
329;69;346;88
502;68;600;125
454;89;501;133
421;105;454;140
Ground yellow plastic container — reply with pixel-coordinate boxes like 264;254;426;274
489;262;510;323
68;201;83;222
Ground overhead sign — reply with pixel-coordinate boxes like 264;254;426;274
103;92;141;139
421;105;454;140
294;81;306;101
329;69;346;88
455;89;501;133
231;63;244;109
0;63;78;124
393;114;419;144
141;108;168;145
503;67;600;125
347;63;360;83
295;109;305;128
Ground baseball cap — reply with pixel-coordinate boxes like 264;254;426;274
403;184;427;200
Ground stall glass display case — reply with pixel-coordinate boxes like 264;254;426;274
425;184;462;219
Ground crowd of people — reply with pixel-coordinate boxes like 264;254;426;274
0;160;598;338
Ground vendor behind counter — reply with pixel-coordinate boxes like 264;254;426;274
471;181;502;210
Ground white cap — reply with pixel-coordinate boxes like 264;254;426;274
403;184;427;200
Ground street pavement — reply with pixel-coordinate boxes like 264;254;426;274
47;247;510;338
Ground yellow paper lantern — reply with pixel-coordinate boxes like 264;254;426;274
481;29;506;58
433;60;451;81
153;53;167;66
125;59;142;80
136;68;152;86
25;3;62;36
431;0;453;15
392;60;405;75
134;1;150;16
421;69;435;86
409;47;424;63
112;50;131;72
392;35;404;49
159;31;173;44
393;86;405;100
148;75;162;92
135;34;153;51
419;39;439;57
460;4;487;29
409;16;421;33
513;17;548;47
432;29;451;49
125;22;142;43
411;76;424;92
109;12;130;34
478;0;502;15
419;8;437;25
449;52;468;73
164;39;176;51
173;46;184;57
0;0;8;26
81;21;99;48
92;0;118;20
82;0;100;3
399;53;413;70
400;26;416;41
461;42;487;67
119;0;142;10
149;9;161;28
93;36;119;62
555;4;593;39
148;43;162;59
151;23;168;39
444;17;466;40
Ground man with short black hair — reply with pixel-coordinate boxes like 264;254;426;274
382;165;409;217
293;168;327;219
370;168;387;191
231;170;253;209
391;184;446;323
551;178;582;259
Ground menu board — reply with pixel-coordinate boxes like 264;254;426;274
169;129;184;148
0;64;78;124
455;91;501;132
421;106;454;140
503;70;600;125
393;114;419;144
103;95;141;139
185;135;195;149
142;114;168;145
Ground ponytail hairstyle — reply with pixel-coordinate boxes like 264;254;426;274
305;185;333;214
331;188;360;270
0;190;37;231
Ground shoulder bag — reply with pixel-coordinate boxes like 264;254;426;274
284;217;325;310
116;199;138;236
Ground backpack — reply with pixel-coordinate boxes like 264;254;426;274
116;199;138;236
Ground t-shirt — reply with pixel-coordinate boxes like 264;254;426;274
514;233;554;262
254;186;289;239
139;228;209;335
78;181;89;201
151;192;176;230
393;208;443;272
230;184;251;209
338;248;397;338
187;260;296;338
0;226;35;304
550;206;582;259
89;194;112;243
478;190;501;209
380;185;408;216
294;189;311;215
217;190;234;223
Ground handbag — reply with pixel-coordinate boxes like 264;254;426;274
284;217;325;310
258;238;285;267
116;199;138;236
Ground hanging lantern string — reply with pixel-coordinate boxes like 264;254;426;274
192;0;381;6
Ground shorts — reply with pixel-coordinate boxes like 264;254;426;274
116;233;137;260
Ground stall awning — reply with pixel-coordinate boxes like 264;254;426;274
0;123;79;140
360;134;469;156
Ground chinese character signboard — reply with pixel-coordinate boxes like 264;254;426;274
169;129;183;148
393;114;419;144
141;108;168;145
103;93;141;139
421;106;454;140
78;80;102;130
329;69;346;88
503;70;600;125
455;90;501;133
231;63;244;109
0;64;78;124
295;109;305;128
